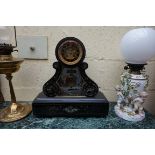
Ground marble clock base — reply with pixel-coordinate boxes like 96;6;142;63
32;92;109;117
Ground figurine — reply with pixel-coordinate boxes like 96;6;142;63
115;85;124;108
115;70;149;122
131;91;148;115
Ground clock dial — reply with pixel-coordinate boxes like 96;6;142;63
58;40;83;65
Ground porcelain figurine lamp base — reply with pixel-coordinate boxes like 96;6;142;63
115;64;148;122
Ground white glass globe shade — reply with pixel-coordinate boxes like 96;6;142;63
0;26;11;44
121;28;155;64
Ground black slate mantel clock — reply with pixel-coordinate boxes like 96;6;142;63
32;37;109;117
43;37;98;97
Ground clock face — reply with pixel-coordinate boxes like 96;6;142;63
57;40;84;65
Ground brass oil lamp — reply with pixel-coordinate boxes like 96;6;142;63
0;26;32;122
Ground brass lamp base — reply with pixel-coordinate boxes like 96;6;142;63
0;42;32;122
0;103;32;122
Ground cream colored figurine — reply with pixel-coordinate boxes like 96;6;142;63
115;85;124;108
115;71;149;122
131;92;148;115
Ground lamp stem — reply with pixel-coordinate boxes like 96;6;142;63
6;73;16;103
14;26;17;48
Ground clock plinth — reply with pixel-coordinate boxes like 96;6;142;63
32;91;109;117
32;37;109;117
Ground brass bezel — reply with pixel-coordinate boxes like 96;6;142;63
57;40;84;65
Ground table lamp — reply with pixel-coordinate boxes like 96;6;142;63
0;26;32;122
115;28;155;122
